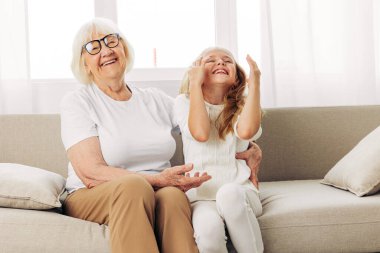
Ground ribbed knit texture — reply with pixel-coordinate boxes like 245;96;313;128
174;95;260;202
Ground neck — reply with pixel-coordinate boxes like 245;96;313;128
202;83;228;105
95;78;131;101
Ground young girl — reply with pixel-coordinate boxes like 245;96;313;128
174;47;263;253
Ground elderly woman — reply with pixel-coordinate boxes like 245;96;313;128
61;18;262;253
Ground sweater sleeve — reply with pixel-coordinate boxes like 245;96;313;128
233;115;262;141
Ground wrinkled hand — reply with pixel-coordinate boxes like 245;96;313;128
188;57;205;91
246;55;261;89
155;164;211;192
236;142;262;189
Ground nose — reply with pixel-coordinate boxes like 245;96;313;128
216;59;226;65
100;41;113;57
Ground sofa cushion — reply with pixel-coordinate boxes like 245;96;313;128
0;207;110;253
259;180;380;253
321;125;380;196
0;163;66;210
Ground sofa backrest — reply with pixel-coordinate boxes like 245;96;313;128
0;114;68;177
256;105;380;181
1;105;380;181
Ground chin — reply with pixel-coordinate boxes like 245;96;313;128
212;77;234;85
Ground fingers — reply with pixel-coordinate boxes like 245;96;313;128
235;151;248;160
199;57;206;68
246;54;261;79
251;141;260;149
185;171;202;178
192;173;211;186
246;54;254;64
236;141;262;160
171;166;212;192
251;164;260;174
193;57;203;67
246;54;258;69
173;163;194;174
251;175;259;189
187;173;211;183
181;173;211;189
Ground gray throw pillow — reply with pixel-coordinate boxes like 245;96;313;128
321;126;380;197
0;163;66;209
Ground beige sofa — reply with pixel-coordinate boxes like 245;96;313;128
1;105;380;253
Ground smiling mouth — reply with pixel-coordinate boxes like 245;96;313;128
101;58;117;67
212;69;229;75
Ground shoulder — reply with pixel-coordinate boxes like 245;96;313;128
134;87;172;100
135;87;175;109
174;94;190;119
60;85;94;110
174;93;189;105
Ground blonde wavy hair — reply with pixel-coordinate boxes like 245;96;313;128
179;47;247;140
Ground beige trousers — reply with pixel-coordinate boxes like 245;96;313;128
64;174;198;253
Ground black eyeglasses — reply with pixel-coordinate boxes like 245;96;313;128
82;33;120;55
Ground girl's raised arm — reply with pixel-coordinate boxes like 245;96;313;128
236;55;262;140
188;58;211;142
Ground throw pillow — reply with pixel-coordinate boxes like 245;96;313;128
0;163;66;209
321;126;380;196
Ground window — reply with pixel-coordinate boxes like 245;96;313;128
236;0;261;72
0;0;29;79
117;0;215;68
26;0;247;80
28;0;94;79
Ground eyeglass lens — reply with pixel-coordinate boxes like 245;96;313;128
84;34;119;55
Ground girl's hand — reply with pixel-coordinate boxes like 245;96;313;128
188;57;205;91
246;54;261;89
154;164;211;192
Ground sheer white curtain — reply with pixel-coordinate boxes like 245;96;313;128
1;0;379;113
261;0;380;107
0;0;33;114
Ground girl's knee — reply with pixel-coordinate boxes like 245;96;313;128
194;228;227;253
216;183;262;218
216;183;244;208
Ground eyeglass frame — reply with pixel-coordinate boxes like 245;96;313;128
82;33;121;55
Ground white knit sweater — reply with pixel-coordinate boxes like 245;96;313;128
174;94;261;202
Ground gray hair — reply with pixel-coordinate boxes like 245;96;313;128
71;17;135;84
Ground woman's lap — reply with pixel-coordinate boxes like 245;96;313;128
64;176;198;253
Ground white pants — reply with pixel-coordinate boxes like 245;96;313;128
191;183;263;253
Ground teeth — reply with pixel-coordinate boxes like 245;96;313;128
214;69;227;74
102;59;116;66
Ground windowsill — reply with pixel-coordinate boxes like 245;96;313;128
31;68;187;84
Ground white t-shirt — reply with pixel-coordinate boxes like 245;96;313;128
174;94;262;202
60;84;177;193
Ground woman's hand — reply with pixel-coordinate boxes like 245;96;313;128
153;164;211;192
236;142;262;189
188;57;205;91
246;54;261;89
